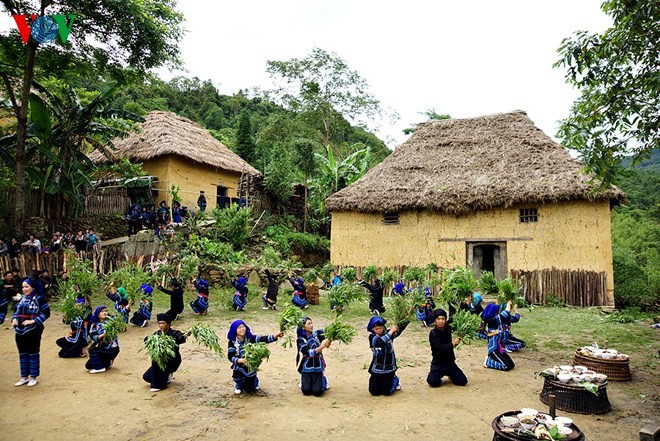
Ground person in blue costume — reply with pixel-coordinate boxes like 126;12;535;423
106;282;131;325
130;284;153;327
190;278;210;315
56;296;90;358
231;277;248;311
482;301;515;371
85;305;120;374
391;282;406;296
172;201;182;223
499;302;526;352
416;287;436;327
226;319;282;394
289;277;308;309
296;316;331;396
367;316;406;396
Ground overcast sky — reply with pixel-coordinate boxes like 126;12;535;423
161;0;611;147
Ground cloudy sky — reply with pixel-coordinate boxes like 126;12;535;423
163;0;611;147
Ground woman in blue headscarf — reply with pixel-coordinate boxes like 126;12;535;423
230;277;248;311
289;277;308;309
106;282;131;324
130;284;153;327
482;301;515;371
391;282;406;296
296;316;331;396
416;287;436;327
190;278;210;315
499;302;526;352
227;319;282;394
367;316;406;396
12;278;50;387
85;305;120;374
56;295;90;358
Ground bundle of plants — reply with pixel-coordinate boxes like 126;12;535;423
450;309;482;348
219;288;236;311
478;271;499;296
409;287;427;308
102;314;127;341
278;305;303;348
379;269;398;292
64;251;100;297
106;264;151;302
403;266;425;287
185;323;224;355
341;267;357;283
142;333;176;370
150;258;175;285
178;255;200;283
59;281;90;323
440;266;476;307
324;318;357;344
496;277;525;307
384;295;415;327
327;283;368;315
302;268;319;285
244;342;271;372
361;265;378;282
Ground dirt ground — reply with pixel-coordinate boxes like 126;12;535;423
0;306;657;441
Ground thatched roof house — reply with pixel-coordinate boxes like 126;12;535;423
91;111;260;211
328;111;623;307
326;110;624;214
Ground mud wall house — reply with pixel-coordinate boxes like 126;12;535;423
90;111;261;211
326;111;625;306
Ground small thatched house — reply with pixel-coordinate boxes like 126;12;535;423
91;111;260;210
326;111;625;306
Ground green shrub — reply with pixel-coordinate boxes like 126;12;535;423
210;204;253;250
546;293;566;307
613;245;657;310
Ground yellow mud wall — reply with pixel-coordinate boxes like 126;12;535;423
142;155;241;210
330;200;614;302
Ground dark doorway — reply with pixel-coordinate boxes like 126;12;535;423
466;241;507;280
216;185;228;208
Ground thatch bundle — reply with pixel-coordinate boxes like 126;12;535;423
89;111;260;176
326;111;625;215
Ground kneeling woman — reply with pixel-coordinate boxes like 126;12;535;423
227;320;282;394
230;277;248;311
482;302;515;371
367;316;406;396
143;313;186;392
289;277;308;309
86;306;120;374
499;302;526;352
296;316;331;396
56;296;90;358
129;284;153;327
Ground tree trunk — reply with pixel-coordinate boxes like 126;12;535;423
303;176;308;233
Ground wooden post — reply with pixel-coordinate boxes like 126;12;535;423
548;394;557;419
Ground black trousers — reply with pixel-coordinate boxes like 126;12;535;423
16;328;43;353
56;337;85;358
426;360;468;387
369;371;395;396
143;357;181;389
301;371;324;397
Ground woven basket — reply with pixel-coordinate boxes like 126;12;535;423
539;378;611;415
491;410;585;441
573;350;632;381
306;284;320;305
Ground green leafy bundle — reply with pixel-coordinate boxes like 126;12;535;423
106;263;151;302
101;314;127;341
403;266;425;286
178;255;200;283
341;267;357;282
142;333;176;370
278;305;303;348
362;265;378;282
450;309;482;348
478;271;499;296
186;324;224;355
327;283;368;315
380;269;398;290
58;280;91;323
497;277;525;307
64;251;100;297
324;319;357;344
409;287;427;307
244;342;271;372
440;266;476;308
384;295;415;327
302;268;319;284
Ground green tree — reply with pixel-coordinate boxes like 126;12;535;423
263;144;294;212
403;109;452;135
294;138;317;232
235;109;256;164
0;0;183;233
554;0;659;188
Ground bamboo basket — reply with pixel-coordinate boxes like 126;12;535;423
306;283;319;305
573;350;631;381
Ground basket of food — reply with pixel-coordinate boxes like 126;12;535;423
491;410;585;440
573;345;631;381
538;368;611;415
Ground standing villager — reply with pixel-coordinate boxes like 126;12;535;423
289;277;308;309
106;282;131;325
197;191;207;212
482;302;515;371
261;269;279;310
143;313;187;392
12;278;50;387
0;271;13;324
296;316;331;396
499;302;525;352
157;200;170;225
426;309;468;387
86;306;120;373
128;204;141;236
359;278;385;315
130;284;153;327
56;297;90;358
158;278;184;321
172;202;182;223
190;278;210;315
73;230;87;252
367;316;406;396
231;277;248;311
227;319;282;394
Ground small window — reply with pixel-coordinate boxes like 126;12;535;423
519;208;538;223
382;213;400;225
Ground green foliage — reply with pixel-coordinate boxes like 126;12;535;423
451;309;482;348
440;266;477;308
169;184;181;204
403;109;451;135
244;342;270;372
187;234;244;264
497;278;525;307
65;251;100;297
380;269;398;291
478;271;499;296
185;324;224;355
58;281;91;323
142;333;176;371
554;0;659;187
109;158;147;182
384;295;415;327
341;267;357;283
263;225;330;258
263;145;294;209
362;265;378;282
605;307;645;323
278;305;303;348
178;255;200;282
403;267;425;286
102;314;127;341
106;263;151;302
327;283;368;315
302;268;319;284
323;318;357;344
210;204;253;250
546;293;567;308
235;109;256;164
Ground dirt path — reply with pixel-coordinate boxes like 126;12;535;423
0;308;656;441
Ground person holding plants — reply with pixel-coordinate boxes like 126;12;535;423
359;278;385;315
86;305;120;374
158;278;184;320
227;319;283;394
296;316;331;396
106;282;131;325
56;297;90;358
289;277;308;309
391;282;406;296
482;301;515;371
130;284;153;327
499;302;525;352
261;269;279;310
367;316;406;396
426;309;468;387
190;278;210;315
12;278;50;387
231;277;248;311
416;287;436;327
143;313;187;392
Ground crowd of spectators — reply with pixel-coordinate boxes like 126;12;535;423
0;228;100;259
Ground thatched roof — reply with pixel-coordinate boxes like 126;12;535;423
90;111;260;175
326;110;625;215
